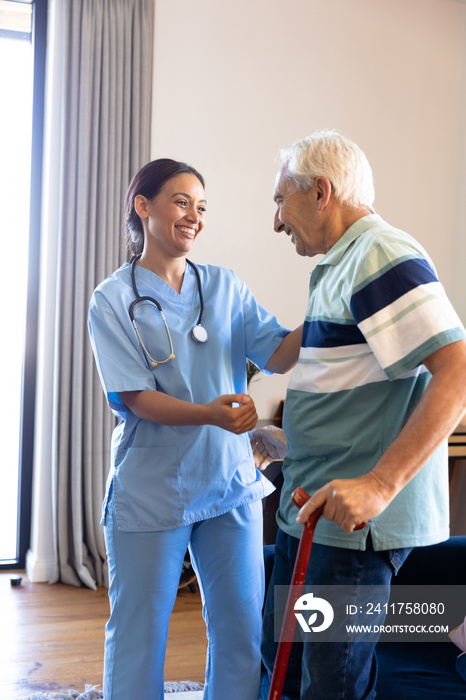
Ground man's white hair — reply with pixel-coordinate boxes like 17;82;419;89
279;130;375;210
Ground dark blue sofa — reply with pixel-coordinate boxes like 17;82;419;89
376;536;466;699
263;537;466;699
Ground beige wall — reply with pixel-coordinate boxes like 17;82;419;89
151;0;466;418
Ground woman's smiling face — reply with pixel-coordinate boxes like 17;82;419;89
136;173;207;258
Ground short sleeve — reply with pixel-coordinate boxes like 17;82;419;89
239;278;290;373
88;290;157;404
350;243;466;379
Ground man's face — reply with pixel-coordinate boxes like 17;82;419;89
273;165;324;257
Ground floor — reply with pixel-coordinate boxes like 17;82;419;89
0;570;207;699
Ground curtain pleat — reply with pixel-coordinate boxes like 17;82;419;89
42;0;154;588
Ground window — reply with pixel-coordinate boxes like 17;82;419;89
0;0;46;567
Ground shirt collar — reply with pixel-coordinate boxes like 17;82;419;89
316;213;382;267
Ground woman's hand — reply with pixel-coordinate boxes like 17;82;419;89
206;394;258;434
249;425;288;470
120;389;257;433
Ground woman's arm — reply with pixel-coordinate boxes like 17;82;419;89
265;324;303;374
249;425;288;469
120;390;258;435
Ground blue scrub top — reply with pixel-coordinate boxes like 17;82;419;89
88;261;288;531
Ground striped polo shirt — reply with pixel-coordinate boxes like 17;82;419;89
277;214;466;550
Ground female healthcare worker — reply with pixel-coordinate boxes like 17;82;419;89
88;159;301;700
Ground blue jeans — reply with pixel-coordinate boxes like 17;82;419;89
261;528;412;700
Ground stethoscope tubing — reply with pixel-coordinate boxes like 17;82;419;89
130;254;204;325
129;254;207;366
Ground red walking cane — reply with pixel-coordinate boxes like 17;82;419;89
267;487;323;700
267;487;366;700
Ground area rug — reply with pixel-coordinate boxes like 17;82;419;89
13;681;204;699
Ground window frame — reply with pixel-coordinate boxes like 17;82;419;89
0;0;47;570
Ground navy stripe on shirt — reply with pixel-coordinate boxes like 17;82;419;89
302;319;366;348
350;257;437;324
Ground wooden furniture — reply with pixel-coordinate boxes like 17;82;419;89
449;430;466;459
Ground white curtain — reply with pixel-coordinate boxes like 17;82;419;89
36;0;154;588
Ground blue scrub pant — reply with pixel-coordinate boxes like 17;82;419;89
104;495;264;700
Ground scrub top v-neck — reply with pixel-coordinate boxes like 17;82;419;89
88;261;289;532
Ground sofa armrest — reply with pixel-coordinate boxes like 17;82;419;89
392;536;466;586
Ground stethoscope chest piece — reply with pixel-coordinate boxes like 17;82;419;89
192;324;208;343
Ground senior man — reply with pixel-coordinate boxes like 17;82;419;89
256;130;466;700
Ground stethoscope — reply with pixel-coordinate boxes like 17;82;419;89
129;254;208;366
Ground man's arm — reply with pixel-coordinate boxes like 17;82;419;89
265;324;303;374
296;339;466;531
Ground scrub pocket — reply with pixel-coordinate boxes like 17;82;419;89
111;445;182;531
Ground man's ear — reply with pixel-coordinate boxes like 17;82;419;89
314;177;332;211
134;194;149;219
